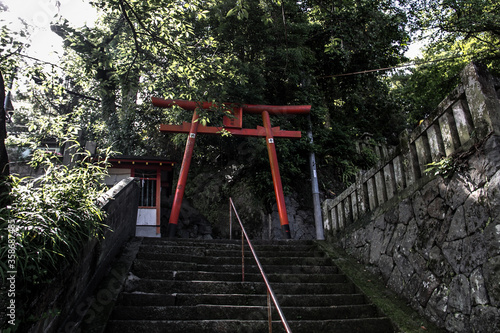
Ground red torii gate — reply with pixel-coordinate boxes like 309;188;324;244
153;97;311;239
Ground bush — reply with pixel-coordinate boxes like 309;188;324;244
0;144;112;329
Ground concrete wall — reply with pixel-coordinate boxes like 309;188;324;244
322;63;500;332
104;168;132;186
25;177;139;333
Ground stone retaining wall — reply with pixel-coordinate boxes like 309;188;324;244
321;63;500;332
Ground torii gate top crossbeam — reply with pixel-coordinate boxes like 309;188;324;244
152;97;311;115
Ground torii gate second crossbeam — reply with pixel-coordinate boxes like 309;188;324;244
153;97;311;239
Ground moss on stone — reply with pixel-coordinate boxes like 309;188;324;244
316;241;447;333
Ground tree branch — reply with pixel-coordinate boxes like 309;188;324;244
119;0;192;64
0;70;11;205
118;0;141;82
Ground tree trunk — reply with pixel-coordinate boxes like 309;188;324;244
0;70;11;206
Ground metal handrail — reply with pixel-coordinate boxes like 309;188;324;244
229;197;292;333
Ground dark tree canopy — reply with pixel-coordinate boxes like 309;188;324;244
5;0;498;196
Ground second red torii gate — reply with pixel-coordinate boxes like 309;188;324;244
153;97;311;239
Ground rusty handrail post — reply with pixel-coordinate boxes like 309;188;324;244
229;197;292;333
229;201;233;240
267;290;273;333
241;231;245;282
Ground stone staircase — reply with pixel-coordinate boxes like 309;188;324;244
104;238;395;332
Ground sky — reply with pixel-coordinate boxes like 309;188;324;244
0;0;98;62
406;40;424;59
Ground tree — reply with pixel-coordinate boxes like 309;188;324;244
409;0;500;43
6;0;412;210
50;17;134;152
48;0;247;155
55;0;410;194
305;0;410;142
391;0;500;125
0;70;8;206
0;7;29;205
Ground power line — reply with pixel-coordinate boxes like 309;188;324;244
317;50;498;78
13;52;63;69
8;52;102;103
13;46;498;84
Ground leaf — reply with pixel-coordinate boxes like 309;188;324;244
240;9;249;19
227;7;238;17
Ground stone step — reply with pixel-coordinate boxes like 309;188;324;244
106;317;395;333
139;239;317;254
110;304;381;321
132;269;348;283
132;259;339;274
103;238;395;333
117;292;368;307
138;244;324;258
135;251;333;266
140;238;315;247
124;279;356;295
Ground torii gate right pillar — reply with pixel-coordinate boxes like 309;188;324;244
262;110;290;237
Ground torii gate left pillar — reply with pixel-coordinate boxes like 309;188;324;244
153;97;311;239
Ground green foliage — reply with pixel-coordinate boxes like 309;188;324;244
424;157;455;178
408;0;500;43
393;0;500;126
1;144;110;281
359;146;379;168
389;31;499;126
42;0;250;155
0;143;112;328
306;0;410;142
0;19;27;80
